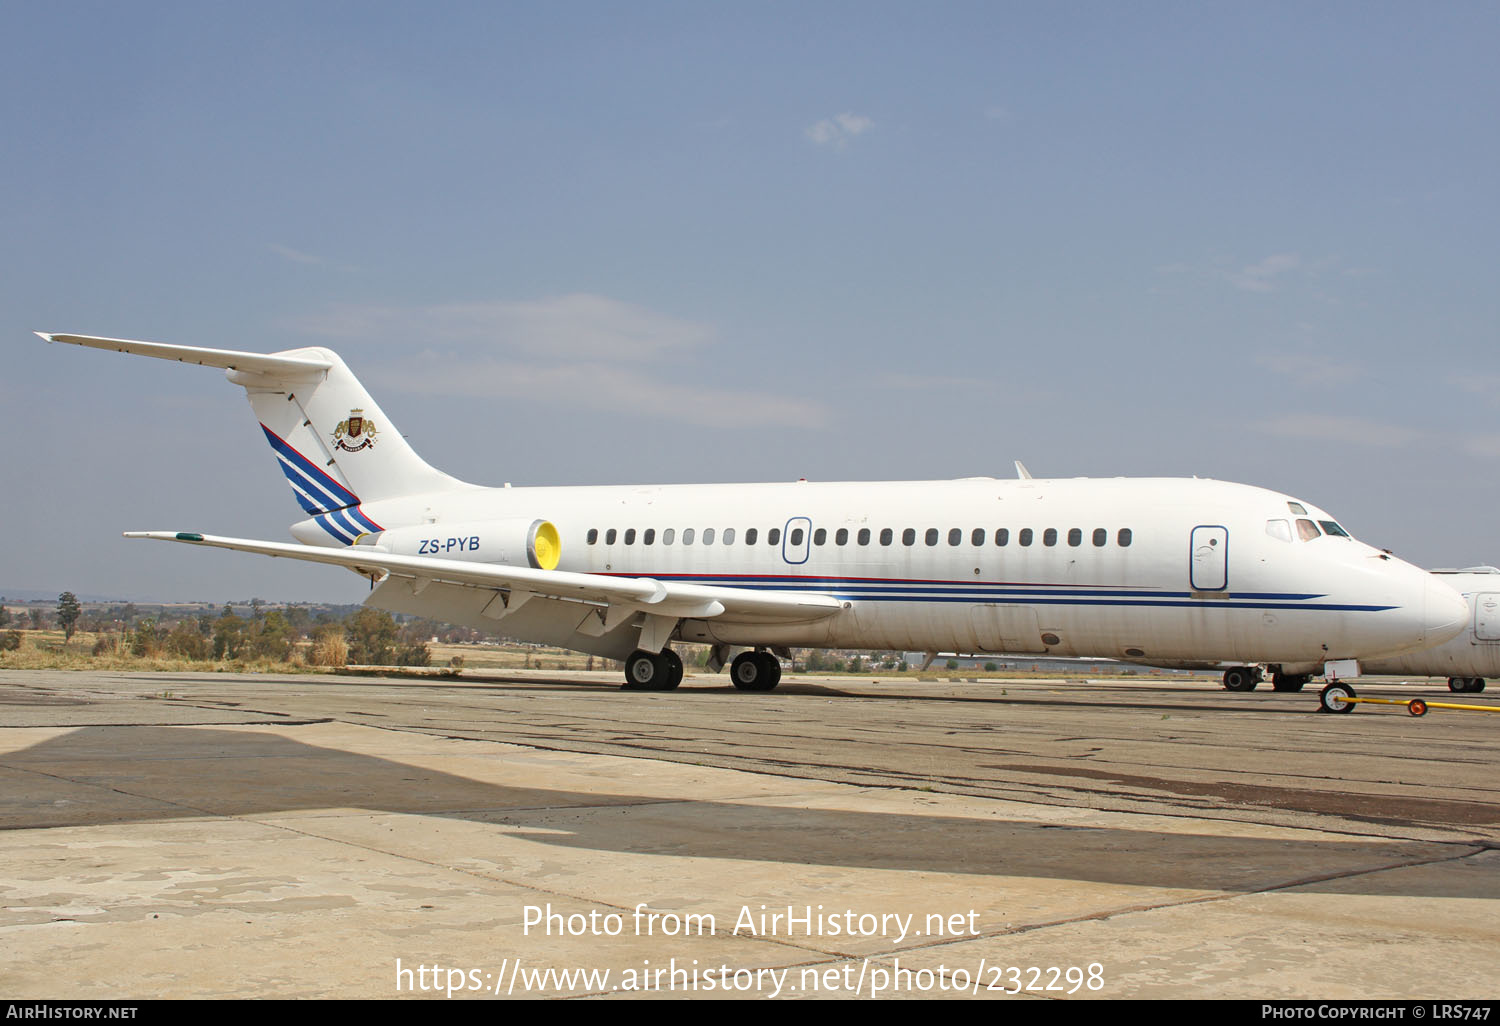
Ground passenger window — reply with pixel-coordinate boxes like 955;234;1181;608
587;528;598;545
925;528;939;546
1118;528;1132;547
723;528;735;545
662;528;675;545
880;528;893;546
1297;519;1321;541
813;528;826;545
704;528;715;545
1043;528;1058;547
745;528;758;545
606;529;617;545
857;528;870;545
769;528;781;545
1019;528;1033;547
1319;521;1350;538
1068;528;1082;547
903;528;916;546
1092;528;1106;547
624;529;636;545
948;528;962;546
683;528;695;545
643;528;655;545
1265;520;1292;543
790;528;804;545
835;528;849;545
995;528;1009;546
971;528;984;546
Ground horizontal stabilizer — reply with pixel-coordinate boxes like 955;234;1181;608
35;333;332;378
125;532;846;625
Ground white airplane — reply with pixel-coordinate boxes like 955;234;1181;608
1357;568;1500;693
34;332;1470;692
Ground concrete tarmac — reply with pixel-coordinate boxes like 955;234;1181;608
1;668;1496;1000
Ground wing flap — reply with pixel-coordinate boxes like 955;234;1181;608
124;531;844;624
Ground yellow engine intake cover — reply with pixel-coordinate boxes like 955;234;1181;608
530;520;561;570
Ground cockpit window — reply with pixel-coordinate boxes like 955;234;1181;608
1319;521;1350;538
1296;519;1322;542
1287;502;1308;515
1266;519;1292;543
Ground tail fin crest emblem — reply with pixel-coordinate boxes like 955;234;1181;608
333;410;377;453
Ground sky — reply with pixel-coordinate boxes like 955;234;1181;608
2;1;1497;602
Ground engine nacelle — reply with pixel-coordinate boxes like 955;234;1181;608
356;518;561;570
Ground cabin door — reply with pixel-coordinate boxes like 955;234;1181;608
1190;525;1228;591
1475;593;1500;642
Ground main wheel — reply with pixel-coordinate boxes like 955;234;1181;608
1319;682;1357;714
623;649;670;691
1272;673;1310;693
731;651;781;691
659;648;684;690
754;651;782;691
1223;667;1258;692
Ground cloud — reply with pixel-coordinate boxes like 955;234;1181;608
1450;373;1500;404
1254;351;1366;387
1228;253;1302;293
293;294;714;362
1464;435;1500;460
805;112;874;149
868;372;986;391
1253;413;1421;448
383;358;828;429
291;294;830;429
268;244;357;272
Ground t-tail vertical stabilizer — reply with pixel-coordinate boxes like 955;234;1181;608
34;333;465;527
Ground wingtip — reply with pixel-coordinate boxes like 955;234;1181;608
34;331;54;343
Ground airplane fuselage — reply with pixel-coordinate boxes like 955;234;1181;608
305;475;1466;670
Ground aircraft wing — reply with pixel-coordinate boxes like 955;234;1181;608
124;531;846;625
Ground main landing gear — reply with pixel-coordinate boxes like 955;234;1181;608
1221;667;1312;692
622;648;684;691
1221;666;1261;692
729;650;782;692
1271;672;1313;693
1448;677;1487;693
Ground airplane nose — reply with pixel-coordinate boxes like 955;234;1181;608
1423;577;1470;646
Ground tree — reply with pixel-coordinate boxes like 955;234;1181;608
345;608;398;665
131;618;161;658
57;592;82;643
249;610;293;661
213;609;246;660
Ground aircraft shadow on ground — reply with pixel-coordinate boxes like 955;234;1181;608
1;725;1484;899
